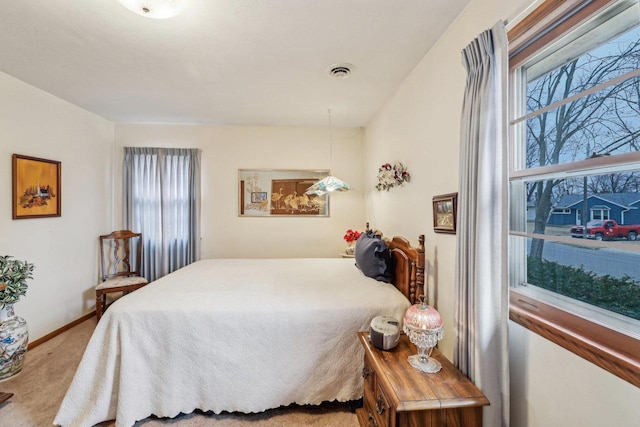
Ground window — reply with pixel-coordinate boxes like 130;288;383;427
123;147;201;282
591;207;610;221
509;0;640;387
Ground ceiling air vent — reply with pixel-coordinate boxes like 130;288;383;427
327;63;355;79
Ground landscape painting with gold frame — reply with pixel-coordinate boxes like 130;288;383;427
12;154;61;219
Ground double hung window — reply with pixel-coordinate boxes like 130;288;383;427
124;147;201;282
509;0;640;387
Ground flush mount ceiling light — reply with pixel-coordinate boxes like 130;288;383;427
326;63;355;79
116;0;184;19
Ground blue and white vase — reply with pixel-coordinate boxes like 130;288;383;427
0;304;28;381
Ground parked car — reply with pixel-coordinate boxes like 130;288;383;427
570;220;639;241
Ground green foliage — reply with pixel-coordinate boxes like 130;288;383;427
527;256;640;320
0;255;35;308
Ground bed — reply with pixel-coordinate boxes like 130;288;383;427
54;231;425;427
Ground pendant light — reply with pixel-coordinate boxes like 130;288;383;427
305;109;351;196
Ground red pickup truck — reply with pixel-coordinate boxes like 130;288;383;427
570;220;639;241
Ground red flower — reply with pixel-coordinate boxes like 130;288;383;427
343;229;362;243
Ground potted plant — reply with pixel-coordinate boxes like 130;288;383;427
0;255;34;381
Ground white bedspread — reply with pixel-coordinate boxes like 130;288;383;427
54;258;410;427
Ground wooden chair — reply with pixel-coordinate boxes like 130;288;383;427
96;230;148;321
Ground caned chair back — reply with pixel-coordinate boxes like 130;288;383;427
100;230;143;282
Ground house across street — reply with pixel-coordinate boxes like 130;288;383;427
548;193;640;226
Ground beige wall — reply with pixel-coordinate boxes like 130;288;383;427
0;71;114;340
114;124;366;259
509;322;640;426
363;0;640;426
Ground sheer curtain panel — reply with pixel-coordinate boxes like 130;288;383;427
124;147;201;282
454;21;509;427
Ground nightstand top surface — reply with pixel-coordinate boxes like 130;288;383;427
358;332;490;411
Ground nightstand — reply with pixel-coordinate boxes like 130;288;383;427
356;332;489;427
0;392;13;405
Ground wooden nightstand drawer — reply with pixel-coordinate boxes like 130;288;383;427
360;396;377;427
372;381;390;427
357;332;489;427
363;352;375;392
360;391;390;427
361;352;390;427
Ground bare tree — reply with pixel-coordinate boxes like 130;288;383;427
587;172;640;194
526;36;640;259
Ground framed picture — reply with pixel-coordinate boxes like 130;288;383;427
12;154;61;219
251;192;267;203
432;193;457;234
238;169;330;217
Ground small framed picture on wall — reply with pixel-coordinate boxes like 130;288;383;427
432;193;457;234
251;192;267;203
12;154;61;219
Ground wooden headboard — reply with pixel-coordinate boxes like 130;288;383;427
364;223;425;305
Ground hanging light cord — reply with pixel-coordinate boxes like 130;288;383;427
303;108;350;195
328;108;333;171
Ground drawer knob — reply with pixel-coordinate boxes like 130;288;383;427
362;366;373;379
368;411;378;427
376;395;386;415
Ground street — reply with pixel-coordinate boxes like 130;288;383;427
530;240;640;281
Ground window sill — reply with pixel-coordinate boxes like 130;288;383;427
509;288;640;388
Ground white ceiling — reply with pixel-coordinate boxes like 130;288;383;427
0;0;470;128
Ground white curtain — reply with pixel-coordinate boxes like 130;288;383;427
123;147;201;282
454;21;509;427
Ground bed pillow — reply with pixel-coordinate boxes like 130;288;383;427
354;230;394;283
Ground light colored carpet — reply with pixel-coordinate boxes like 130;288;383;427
0;319;359;427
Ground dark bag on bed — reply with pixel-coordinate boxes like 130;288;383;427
354;230;394;283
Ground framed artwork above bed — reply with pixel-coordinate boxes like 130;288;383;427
238;169;330;217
